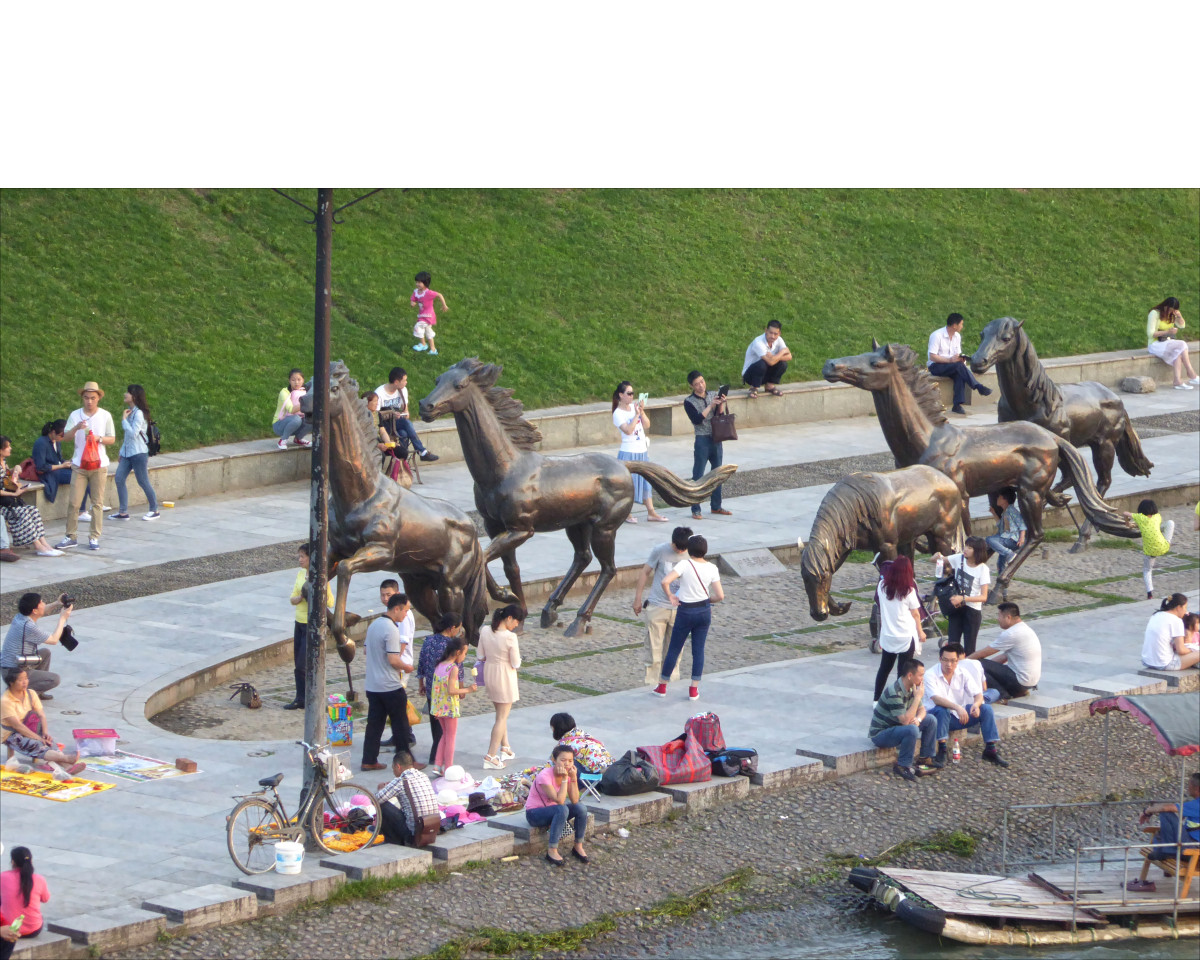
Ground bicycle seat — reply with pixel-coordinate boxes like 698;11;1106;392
258;773;284;788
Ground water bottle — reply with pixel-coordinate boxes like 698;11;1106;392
951;738;961;763
935;558;945;579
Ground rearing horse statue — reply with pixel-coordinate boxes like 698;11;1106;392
970;316;1153;551
419;358;736;638
823;341;1134;597
307;362;492;654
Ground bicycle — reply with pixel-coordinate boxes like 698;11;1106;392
226;740;383;875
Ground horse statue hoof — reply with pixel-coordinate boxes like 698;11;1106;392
563;618;591;638
540;608;559;629
336;640;356;664
1068;538;1089;554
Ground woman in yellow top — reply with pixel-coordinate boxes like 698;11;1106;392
286;543;335;710
1146;297;1198;390
1122;498;1175;600
272;368;313;449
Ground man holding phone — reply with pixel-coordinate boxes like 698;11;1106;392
1;592;74;698
683;371;731;518
927;313;992;415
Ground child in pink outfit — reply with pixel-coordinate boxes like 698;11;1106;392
411;270;448;355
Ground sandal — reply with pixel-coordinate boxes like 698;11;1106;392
648;515;669;522
1126;879;1156;892
747;388;759;399
483;754;507;770
499;747;515;761
766;384;783;396
624;516;638;524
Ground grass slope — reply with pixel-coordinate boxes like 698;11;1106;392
1;188;1196;458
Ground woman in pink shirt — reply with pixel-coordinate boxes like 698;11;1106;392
524;744;589;867
0;847;49;937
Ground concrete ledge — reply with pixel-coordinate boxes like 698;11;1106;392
319;843;433;880
486;811;597;852
428;822;514;867
1002;688;1092;724
1136;668;1200;692
751;757;831;789
1072;674;1170;697
991;703;1038;739
658;776;750;809
584;791;674;826
231;865;346;906
49;907;167;949
797;736;890;775
141;883;258;931
10;931;79;960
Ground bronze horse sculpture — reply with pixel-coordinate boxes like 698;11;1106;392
970;316;1153;550
801;465;965;622
419;358;737;638
306;362;493;657
822;342;1133;596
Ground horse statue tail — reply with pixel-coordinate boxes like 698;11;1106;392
462;541;490;647
1055;438;1137;538
1114;417;1154;478
624;461;738;507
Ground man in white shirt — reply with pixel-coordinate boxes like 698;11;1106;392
927;313;991;415
924;641;1009;767
361;593;424;772
741;320;793;397
375;367;438;463
969;602;1041;701
56;381;116;551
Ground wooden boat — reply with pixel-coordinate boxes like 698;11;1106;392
849;692;1200;946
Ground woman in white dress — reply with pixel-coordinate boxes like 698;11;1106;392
612;381;666;523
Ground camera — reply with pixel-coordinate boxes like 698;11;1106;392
60;594;76;608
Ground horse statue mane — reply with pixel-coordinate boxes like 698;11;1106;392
801;472;885;582
886;343;949;426
330;360;381;452
1001;316;1064;413
458;358;543;450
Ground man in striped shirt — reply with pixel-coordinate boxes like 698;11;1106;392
868;658;941;782
375;751;438;845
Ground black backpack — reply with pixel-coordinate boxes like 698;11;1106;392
144;420;162;457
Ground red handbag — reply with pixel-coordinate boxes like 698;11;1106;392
684;712;726;753
637;731;712;786
17;458;39;482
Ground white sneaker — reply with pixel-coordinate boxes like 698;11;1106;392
277;438;289;449
1190;376;1200;386
78;511;92;522
1173;383;1194;391
88;537;100;550
36;549;65;557
102;505;112;513
142;511;161;521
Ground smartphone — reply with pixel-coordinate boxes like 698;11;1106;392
717;384;729;396
637;392;649;404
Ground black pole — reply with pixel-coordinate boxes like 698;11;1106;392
302;188;334;790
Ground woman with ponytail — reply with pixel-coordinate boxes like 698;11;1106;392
0;846;50;937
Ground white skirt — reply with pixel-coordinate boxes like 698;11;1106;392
1148;339;1187;364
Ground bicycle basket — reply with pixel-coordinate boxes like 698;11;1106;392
323;750;352;794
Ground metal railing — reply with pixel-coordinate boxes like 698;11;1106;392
1060;840;1198;932
1002;798;1162;871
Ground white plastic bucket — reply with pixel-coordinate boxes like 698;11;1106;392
274;841;304;874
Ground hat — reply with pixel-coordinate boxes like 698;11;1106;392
436;788;459;807
78;381;105;399
432;764;477;795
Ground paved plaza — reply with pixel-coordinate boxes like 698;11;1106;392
0;383;1196;954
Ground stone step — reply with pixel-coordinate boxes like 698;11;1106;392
1000;687;1093;723
1072;674;1170;697
231;865;346;907
486;811;597;851
657;776;751;810
9;931;77;960
583;791;674;826
48;907;167;950
319;843;433;881
1137;668;1200;692
796;735;888;775
141;883;258;931
428;821;514;867
750;756;831;789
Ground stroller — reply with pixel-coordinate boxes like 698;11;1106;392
868;553;942;655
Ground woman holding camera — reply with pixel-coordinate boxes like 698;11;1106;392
612;380;666;523
1146;296;1198;389
0;438;63;557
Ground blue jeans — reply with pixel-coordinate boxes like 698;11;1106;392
660;602;711;683
930;703;999;744
390;417;427;454
1148;812;1200;860
525;801;588;849
115;453;158;513
927;361;983;407
273;415;310;443
691;435;724;513
871;715;938;768
985;535;1019;576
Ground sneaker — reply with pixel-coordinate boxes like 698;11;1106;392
77;511;92;522
277;438;289;450
1147;592;1154;600
688;686;700;701
982;745;1010;768
419;450;439;462
111;513;132;520
294;437;312;448
922;752;946;770
428;348;438;355
88;537;100;550
651;683;667;697
1190;376;1200;386
892;763;918;782
915;759;940;776
951;404;967;415
56;537;78;549
976;384;993;397
282;700;304;711
1174;383;1194;390
36;549;65;557
142;511;161;521
102;505;112;513
412;343;428;352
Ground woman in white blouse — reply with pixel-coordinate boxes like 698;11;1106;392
652;534;724;701
1145;297;1198;390
612;380;666;523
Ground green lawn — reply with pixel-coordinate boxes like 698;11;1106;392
1;188;1196;459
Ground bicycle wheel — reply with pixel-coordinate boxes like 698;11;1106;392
310;782;383;854
227;798;287;875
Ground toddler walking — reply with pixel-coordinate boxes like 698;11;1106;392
1123;498;1175;599
411;271;448;355
430;636;476;777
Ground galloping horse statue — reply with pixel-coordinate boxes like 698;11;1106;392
823;341;1134;597
419;358;736;638
970;316;1153;551
801;465;964;622
305;362;493;657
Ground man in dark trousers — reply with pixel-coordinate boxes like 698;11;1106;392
683;371;730;518
927;312;992;415
361;593;424;772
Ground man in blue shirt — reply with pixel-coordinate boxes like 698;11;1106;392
1128;771;1200;891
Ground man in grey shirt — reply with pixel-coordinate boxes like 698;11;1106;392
361;593;422;772
683;371;731;518
632;526;691;684
2;592;73;698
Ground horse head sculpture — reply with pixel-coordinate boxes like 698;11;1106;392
969;317;1024;375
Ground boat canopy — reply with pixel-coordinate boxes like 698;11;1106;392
1090;691;1200;757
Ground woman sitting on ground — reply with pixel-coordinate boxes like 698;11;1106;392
1145;297;1199;390
272;368;312;449
0;847;49;939
0;438;63;558
1;668;82;776
549;712;614;775
524;744;589;867
1142;594;1200;672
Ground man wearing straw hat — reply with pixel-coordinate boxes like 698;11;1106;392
55;382;116;551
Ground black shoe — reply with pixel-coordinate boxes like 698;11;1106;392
976;385;993;397
982;746;1010;768
935;743;947;765
922;752;946;770
419;450;439;462
951;403;967;415
283;700;304;711
892;763;918;783
545;853;566;867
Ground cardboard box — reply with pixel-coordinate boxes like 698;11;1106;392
326;716;353;747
